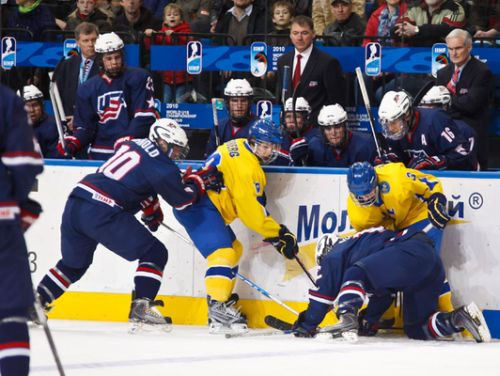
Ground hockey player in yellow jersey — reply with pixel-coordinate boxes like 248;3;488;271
174;119;298;333
346;162;453;334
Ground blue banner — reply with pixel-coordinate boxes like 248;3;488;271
15;42;140;68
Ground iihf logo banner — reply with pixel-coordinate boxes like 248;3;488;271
257;100;272;119
1;37;16;70
63;38;79;59
186;41;202;75
432;43;448;77
364;42;381;76
250;42;267;77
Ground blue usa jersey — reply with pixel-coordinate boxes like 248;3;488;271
0;84;44;225
205;114;257;157
306;131;377;167
387;108;476;170
281;125;321;152
33;114;64;159
73;67;158;160
71;139;198;212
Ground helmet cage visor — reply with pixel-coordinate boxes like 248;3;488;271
349;186;378;207
250;139;279;165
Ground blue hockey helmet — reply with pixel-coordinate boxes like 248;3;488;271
347;162;378;207
248;118;282;164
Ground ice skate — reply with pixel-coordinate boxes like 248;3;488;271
128;298;172;334
321;310;359;342
208;294;248;334
451;302;491;343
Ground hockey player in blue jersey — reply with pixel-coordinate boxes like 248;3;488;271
0;84;44;376
291;227;491;343
205;79;257;156
58;32;158;160
377;90;477;170
36;118;222;332
19;85;64;159
419;85;479;170
280;97;320;165
290;104;377;167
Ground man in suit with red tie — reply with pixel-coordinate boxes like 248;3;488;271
436;28;493;170
276;15;346;122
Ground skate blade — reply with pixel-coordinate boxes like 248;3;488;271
465;302;491;343
209;323;248;335
341;330;359;343
128;321;172;334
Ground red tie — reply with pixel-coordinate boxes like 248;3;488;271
292;54;302;90
447;66;460;95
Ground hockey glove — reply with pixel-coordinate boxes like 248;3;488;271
408;155;447;170
373;151;399;166
183;166;224;194
427;192;450;229
19;198;42;232
264;224;298;260
140;196;164;232
289;137;308;165
57;136;81;157
292;311;317;338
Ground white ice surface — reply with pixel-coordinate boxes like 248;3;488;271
30;320;500;376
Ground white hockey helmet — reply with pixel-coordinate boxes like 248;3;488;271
318;104;348;127
149;118;190;159
420;85;451;108
378;90;412;140
223;78;253;97
284;97;311;113
18;85;43;102
95;32;124;54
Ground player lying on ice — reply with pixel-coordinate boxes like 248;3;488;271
289;226;491;343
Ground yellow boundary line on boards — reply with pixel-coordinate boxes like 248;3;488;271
47;291;340;328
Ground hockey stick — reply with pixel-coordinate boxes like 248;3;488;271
211;97;223;147
355;67;382;158
33;291;66;376
48;72;69;156
225;328;294;339
280;65;290;106
294;255;317;287
159;221;299;315
234;272;299;315
412;80;434;108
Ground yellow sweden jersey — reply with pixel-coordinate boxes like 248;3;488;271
348;163;443;232
205;138;281;239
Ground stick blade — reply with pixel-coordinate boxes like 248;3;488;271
265;315;294;331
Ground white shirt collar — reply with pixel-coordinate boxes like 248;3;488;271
227;4;253;22
294;43;313;60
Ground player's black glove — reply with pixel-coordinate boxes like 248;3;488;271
289;137;308;165
57;136;81;157
373;151;399;166
140;196;164;232
19;198;42;232
408;155;446;170
292;311;317;338
427;192;450;229
264;224;298;259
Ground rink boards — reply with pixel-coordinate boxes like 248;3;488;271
28;161;500;338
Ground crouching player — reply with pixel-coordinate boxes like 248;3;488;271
35;119;220;332
291;227;491;343
174;118;299;334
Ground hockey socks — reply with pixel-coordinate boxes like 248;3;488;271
37;260;87;306
134;262;163;300
0;313;30;376
337;266;369;314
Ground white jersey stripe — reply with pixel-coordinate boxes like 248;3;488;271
0;348;30;360
47;272;68;292
134;271;162;282
1;156;43;166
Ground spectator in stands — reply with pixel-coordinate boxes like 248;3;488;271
290;103;377;166
205;78;256;156
470;1;499;39
176;0;212;25
362;0;408;46
311;0;364;35
393;0;466;46
144;3;193;103
214;0;265;45
96;0;119;18
112;0;162;39
5;0;58;40
19;84;65;158
323;0;365;46
64;0;112;31
276;16;346;122
53;22;100;131
436;28;494;170
269;0;294;44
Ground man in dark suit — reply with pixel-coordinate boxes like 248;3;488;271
53;22;100;131
436;28;493;170
276;15;346;122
